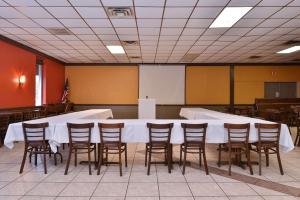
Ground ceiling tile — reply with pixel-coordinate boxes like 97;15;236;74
34;19;64;28
135;7;163;18
137;19;161;27
16;7;53;19
225;28;251;36
4;0;38;6
9;19;40;28
57;35;79;41
101;0;133;6
258;19;289;27
258;0;293;6
36;0;71;6
59;19;88;28
234;19;265;27
203;28;228;35
186;19;214;28
23;28;49;35
69;0;102;6
228;0;260;6
160;28;183;35
46;7;81;18
247;28;274;36
288;0;300;6
75;7;107;18
270;7;300;18
0;19;16;28
162;19;187;27
197;0;230;6
164;7;194;18
191;7;223;18
179;35;198;40
139;28;160;35
281;19;300;27
267;27;295;35
92;27;115;34
244;7;282;18
2;27;28;34
0;7;25;18
69;28;94;34
111;19;136;27
166;0;197;6
86;19;112;28
182;28;205;36
134;0;165;6
115;27;138;35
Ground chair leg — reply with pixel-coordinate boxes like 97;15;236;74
228;147;232;176
106;148;108;166
265;148;269;167
54;152;57;166
74;149;77;167
119;147;122;176
202;147;209;175
43;153;47;174
246;147;253;175
147;147;152;175
34;147;38;166
276;147;284;175
218;144;222;167
97;144;102;175
94;145;97;169
88;146;92;175
125;144;128;168
145;144;148;167
29;148;32;163
19;149;27;174
182;148;187;175
199;147;202;167
64;148;72;175
179;145;182;166
258;147;262;176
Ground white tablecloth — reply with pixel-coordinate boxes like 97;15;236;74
180;108;294;153
4;109;113;150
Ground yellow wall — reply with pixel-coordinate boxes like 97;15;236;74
235;66;300;104
65;66;138;104
186;66;230;104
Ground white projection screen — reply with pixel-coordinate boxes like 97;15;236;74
139;64;185;104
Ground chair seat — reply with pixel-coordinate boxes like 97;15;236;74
102;142;126;150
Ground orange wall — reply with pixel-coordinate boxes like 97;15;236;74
0;40;65;109
186;66;230;104
65;66;138;104
42;59;65;104
0;40;36;108
235;66;300;104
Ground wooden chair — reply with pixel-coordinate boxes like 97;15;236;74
145;123;173;175
252;123;283;175
218;123;253;176
180;123;209;175
97;123;127;176
0;115;10;147
20;123;62;174
65;123;96;175
294;119;300;146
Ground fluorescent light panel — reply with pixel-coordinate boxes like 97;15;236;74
106;45;125;54
277;46;300;54
210;7;252;28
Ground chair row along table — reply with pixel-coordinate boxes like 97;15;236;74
5;108;294;153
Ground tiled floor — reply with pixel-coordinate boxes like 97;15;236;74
1;128;300;200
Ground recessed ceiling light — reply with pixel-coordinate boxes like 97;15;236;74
106;45;125;54
277;46;300;54
210;7;252;28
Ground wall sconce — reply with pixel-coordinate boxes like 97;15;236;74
19;74;26;86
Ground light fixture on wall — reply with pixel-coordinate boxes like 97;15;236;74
19;74;26;86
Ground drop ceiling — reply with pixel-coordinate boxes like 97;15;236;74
0;0;300;64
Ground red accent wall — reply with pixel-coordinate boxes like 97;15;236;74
42;59;65;104
0;40;65;109
0;40;36;108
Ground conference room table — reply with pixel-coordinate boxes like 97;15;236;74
5;108;294;154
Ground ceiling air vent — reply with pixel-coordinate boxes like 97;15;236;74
249;55;262;59
46;28;72;35
121;40;139;46
181;54;200;62
106;7;134;17
283;40;300;45
129;56;141;59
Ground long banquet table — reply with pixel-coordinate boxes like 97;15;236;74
5;108;294;153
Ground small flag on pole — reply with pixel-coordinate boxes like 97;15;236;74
61;78;69;103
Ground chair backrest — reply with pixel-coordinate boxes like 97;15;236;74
98;123;124;144
224;123;250;144
67;123;94;144
147;123;173;143
0;115;10;131
22;122;49;143
255;123;281;143
181;123;208;144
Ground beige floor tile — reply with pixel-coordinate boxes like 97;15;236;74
93;182;128;197
27;182;67;196
91;197;124;200
184;171;214;182
189;183;226;197
0;196;22;200
129;172;157;182
211;174;240;183
101;172;130;182
160;197;194;200
72;172;103;182
159;183;192;197
0;182;9;190
157;171;186;182
59;182;97;196
218;183;257;196
0;172;21;182
262;196;298;200
20;196;55;200
126;197;159;200
127;182;159;197
43;171;78;182
248;184;286;195
55;197;90;200
194;197;229;200
16;172;49;182
0;182;37;195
